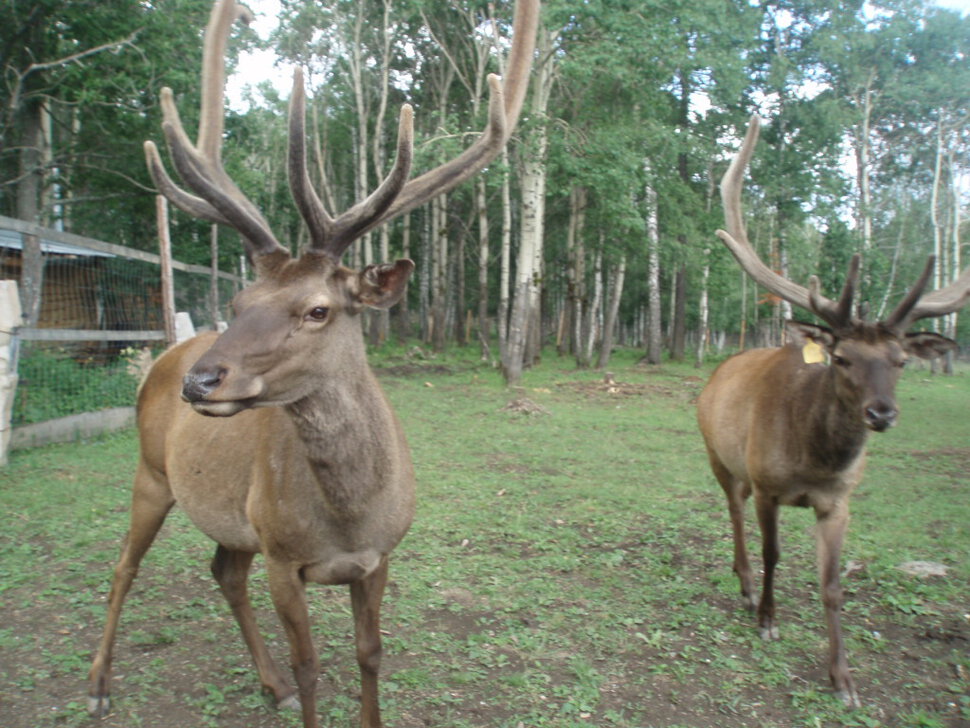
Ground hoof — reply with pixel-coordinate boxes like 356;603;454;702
88;694;110;718
758;625;780;641
278;693;301;712
837;687;861;709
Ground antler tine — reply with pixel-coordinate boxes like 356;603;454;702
368;0;540;227
145;140;230;225
883;255;958;332
288;67;414;261
716;116;813;313
716;115;857;324
148;0;286;259
808;254;861;330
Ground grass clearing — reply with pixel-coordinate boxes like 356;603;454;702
0;346;967;727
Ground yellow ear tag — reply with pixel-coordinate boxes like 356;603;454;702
802;341;826;365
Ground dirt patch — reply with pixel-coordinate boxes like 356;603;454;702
556;372;700;400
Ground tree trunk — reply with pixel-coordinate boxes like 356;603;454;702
502;26;556;386
644;172;662;364
561;186;587;357
597;254;626;369
476;177;491;359
395;213;412;341
497;149;512;361
670;265;687;361
431;193;449;352
695;247;710;367
18;101;46;326
576;245;602;368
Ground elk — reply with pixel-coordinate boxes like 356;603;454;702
697;116;970;708
86;1;538;726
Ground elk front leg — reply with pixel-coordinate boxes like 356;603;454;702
350;556;389;728
755;495;781;640
210;546;298;709
267;561;320;728
815;501;860;708
88;462;174;717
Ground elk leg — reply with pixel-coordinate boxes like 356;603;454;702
815;501;860;708
350;555;389;728
755;495;780;640
210;546;298;709
267;562;320;728
710;457;756;610
87;461;174;717
715;470;755;612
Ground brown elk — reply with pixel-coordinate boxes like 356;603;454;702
86;1;538;727
697;116;970;708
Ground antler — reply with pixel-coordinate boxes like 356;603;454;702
288;68;415;260
717;116;861;331
148;0;540;264
287;0;540;261
884;256;970;332
718;115;970;334
145;0;286;259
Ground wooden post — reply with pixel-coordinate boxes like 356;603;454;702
210;223;220;326
0;280;23;466
157;196;177;346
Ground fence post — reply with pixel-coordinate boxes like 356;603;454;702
156;195;177;346
0;281;24;466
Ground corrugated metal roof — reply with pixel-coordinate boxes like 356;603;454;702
0;229;114;258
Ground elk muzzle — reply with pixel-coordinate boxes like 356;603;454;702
862;398;898;432
182;360;265;417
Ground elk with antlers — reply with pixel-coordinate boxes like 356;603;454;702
86;2;538;726
697;116;970;707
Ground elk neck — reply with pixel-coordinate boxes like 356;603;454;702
782;346;871;473
281;330;404;517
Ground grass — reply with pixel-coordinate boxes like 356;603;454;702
0;345;967;727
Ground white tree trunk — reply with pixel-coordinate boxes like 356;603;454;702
502;27;556;385
695;247;710;367
644;167;662;364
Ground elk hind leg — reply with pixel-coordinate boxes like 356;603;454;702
815;501;860;708
210;546;298;710
755;495;781;640
710;456;756;610
87;460;174;717
351;555;389;728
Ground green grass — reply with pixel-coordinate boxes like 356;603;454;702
0;346;967;727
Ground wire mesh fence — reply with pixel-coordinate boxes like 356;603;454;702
0;215;246;428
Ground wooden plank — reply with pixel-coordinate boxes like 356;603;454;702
18;328;165;342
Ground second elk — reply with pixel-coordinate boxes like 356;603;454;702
86;1;538;727
697;116;970;707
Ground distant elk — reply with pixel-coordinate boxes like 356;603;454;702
697;116;970;707
85;1;538;727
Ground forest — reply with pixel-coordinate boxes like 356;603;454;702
3;0;969;384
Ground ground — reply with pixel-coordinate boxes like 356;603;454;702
1;352;967;728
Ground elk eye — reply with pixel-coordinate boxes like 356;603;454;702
832;355;849;367
306;306;329;322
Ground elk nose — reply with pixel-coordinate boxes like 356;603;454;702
182;366;226;402
864;403;898;432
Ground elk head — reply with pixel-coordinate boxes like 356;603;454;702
717;116;970;432
146;0;539;416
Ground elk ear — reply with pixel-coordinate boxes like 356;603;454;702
785;320;835;349
903;331;957;360
354;259;415;310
